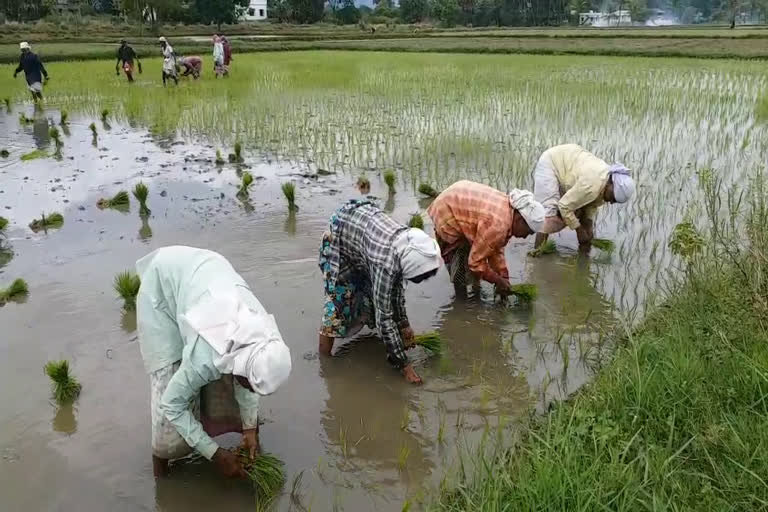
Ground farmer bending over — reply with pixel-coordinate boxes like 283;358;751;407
428;180;545;296
13;42;48;102
532;144;635;252
116;39;141;82
179;56;203;79
136;246;291;478
318;200;441;385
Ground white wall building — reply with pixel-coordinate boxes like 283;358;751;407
243;0;268;20
579;10;632;26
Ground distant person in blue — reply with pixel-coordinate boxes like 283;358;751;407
13;42;49;102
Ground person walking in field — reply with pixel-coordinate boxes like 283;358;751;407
158;37;178;86
13;42;48;102
212;35;228;78
222;35;233;70
427;180;545;296
135;246;292;478
318;200;442;385
178;56;203;79
115;39;141;82
532;144;635;251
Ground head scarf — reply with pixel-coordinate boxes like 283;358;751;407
393;228;441;280
158;36;167;43
508;189;545;233
608;164;635;203
19;42;30;50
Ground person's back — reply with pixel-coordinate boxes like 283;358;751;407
118;44;136;64
333;201;406;273
545;144;609;191
428;180;511;244
18;51;44;84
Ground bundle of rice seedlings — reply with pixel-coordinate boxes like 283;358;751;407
0;278;28;304
508;283;538;303
97;190;130;210
281;181;298;211
236;171;254;198
228;141;244;163
19;112;33;124
44;360;82;404
0;216;7;231
408;213;424;230
591;238;615;253
383;170;396;194
29;212;64;232
418;183;440;198
101;108;109;122
0;149;9;158
528;239;556;257
60;110;68;125
113;270;141;311
236;449;286;502
20;149;47;161
413;331;442;355
215;149;225;165
357;175;371;193
132;182;151;216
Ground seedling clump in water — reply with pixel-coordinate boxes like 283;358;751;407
282;181;298;211
101;109;109;122
418;183;440;198
132;182;151;216
44;360;82;404
228;141;244;163
413;331;443;355
528;239;556;257
384;170;396;194
508;283;538;303
97;190;130;210
215;149;225;165
0;278;28;304
20;149;47;161
591;238;615;253
408;213;424;230
236;449;286;504
113;270;141;310
60;110;68;125
237;172;254;198
49;126;63;157
29;212;64;232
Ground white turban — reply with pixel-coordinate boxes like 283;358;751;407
182;288;292;395
394;228;441;279
158;36;167;43
508;188;545;233
608;164;635;204
19;42;30;50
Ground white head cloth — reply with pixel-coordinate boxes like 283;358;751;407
608;164;635;204
182;289;292;395
158;36;167;43
393;228;441;279
508;188;546;232
20;42;30;50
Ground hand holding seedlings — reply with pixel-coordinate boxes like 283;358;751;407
213;448;247;478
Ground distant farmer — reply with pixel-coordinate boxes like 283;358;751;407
135;245;292;478
212;35;227;78
13;42;48;102
318;200;442;385
532;144;636;251
178;56;203;79
115;39;141;82
158;37;178;86
221;35;232;68
427;180;545;295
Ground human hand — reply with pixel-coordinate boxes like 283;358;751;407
241;428;260;460
494;279;513;298
401;364;422;385
212;448;247;478
400;325;415;348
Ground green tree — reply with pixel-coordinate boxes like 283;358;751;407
287;0;323;22
628;0;647;22
194;0;248;29
431;0;459;25
400;0;430;21
336;0;360;23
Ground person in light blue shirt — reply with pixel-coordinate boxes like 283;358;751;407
136;246;292;478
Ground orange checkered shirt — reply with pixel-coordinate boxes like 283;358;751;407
427;180;513;281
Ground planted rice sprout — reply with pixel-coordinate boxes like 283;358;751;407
89;122;98;136
44;360;82;404
28;212;64;232
132;182;151;217
215;149;225;165
236;171;254;198
397;442;410;472
590;238;615;253
49;126;63;155
413;331;443;355
0;216;7;232
60;110;68;125
229;141;244;163
236;449;286;503
0;278;28;304
101;108;109;122
408;213;424;230
282;181;298;211
508;283;538;303
3;97;9;110
97;190;130;210
418;183;440;198
384;169;396;194
113;270;141;311
528;239;557;257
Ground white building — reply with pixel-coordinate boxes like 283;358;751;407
579;10;632;26
242;0;268;20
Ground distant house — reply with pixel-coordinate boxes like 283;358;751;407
579;9;632;26
242;0;267;20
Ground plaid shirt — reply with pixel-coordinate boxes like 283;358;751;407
427;180;514;281
325;200;410;369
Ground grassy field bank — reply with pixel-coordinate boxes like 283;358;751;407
430;177;768;510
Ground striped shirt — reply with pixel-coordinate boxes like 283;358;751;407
324;200;410;369
427;180;514;281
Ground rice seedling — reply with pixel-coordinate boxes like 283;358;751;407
0;217;7;231
235;449;286;502
338;422;349;459
101;108;109;122
408;213;424;230
234;171;253;198
591;238;615;253
28;212;64;232
215;149;225;165
0;149;9;158
3;97;9;110
20;149;47;161
357;175;371;194
396;442;410;472
97;190;130;210
0;278;28;304
508;283;538;303
132;182;151;217
281;181;298;211
418;183;440;198
528;239;557;257
113;270;141;311
413;331;443;355
383;169;396;194
49;126;63;156
89;122;97;136
44;360;82;404
18;112;33;124
60;110;68;125
228;141;244;163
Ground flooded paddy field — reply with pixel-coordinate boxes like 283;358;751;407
0;52;765;511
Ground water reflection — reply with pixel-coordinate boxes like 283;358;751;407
31;115;50;149
283;211;297;235
121;310;137;333
52;403;77;435
154;465;255;512
139;216;153;241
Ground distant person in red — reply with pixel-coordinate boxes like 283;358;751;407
178;56;203;79
221;36;232;69
116;39;142;82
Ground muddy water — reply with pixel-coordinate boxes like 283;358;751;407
0;108;614;511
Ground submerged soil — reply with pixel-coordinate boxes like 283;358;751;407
0;108;615;511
